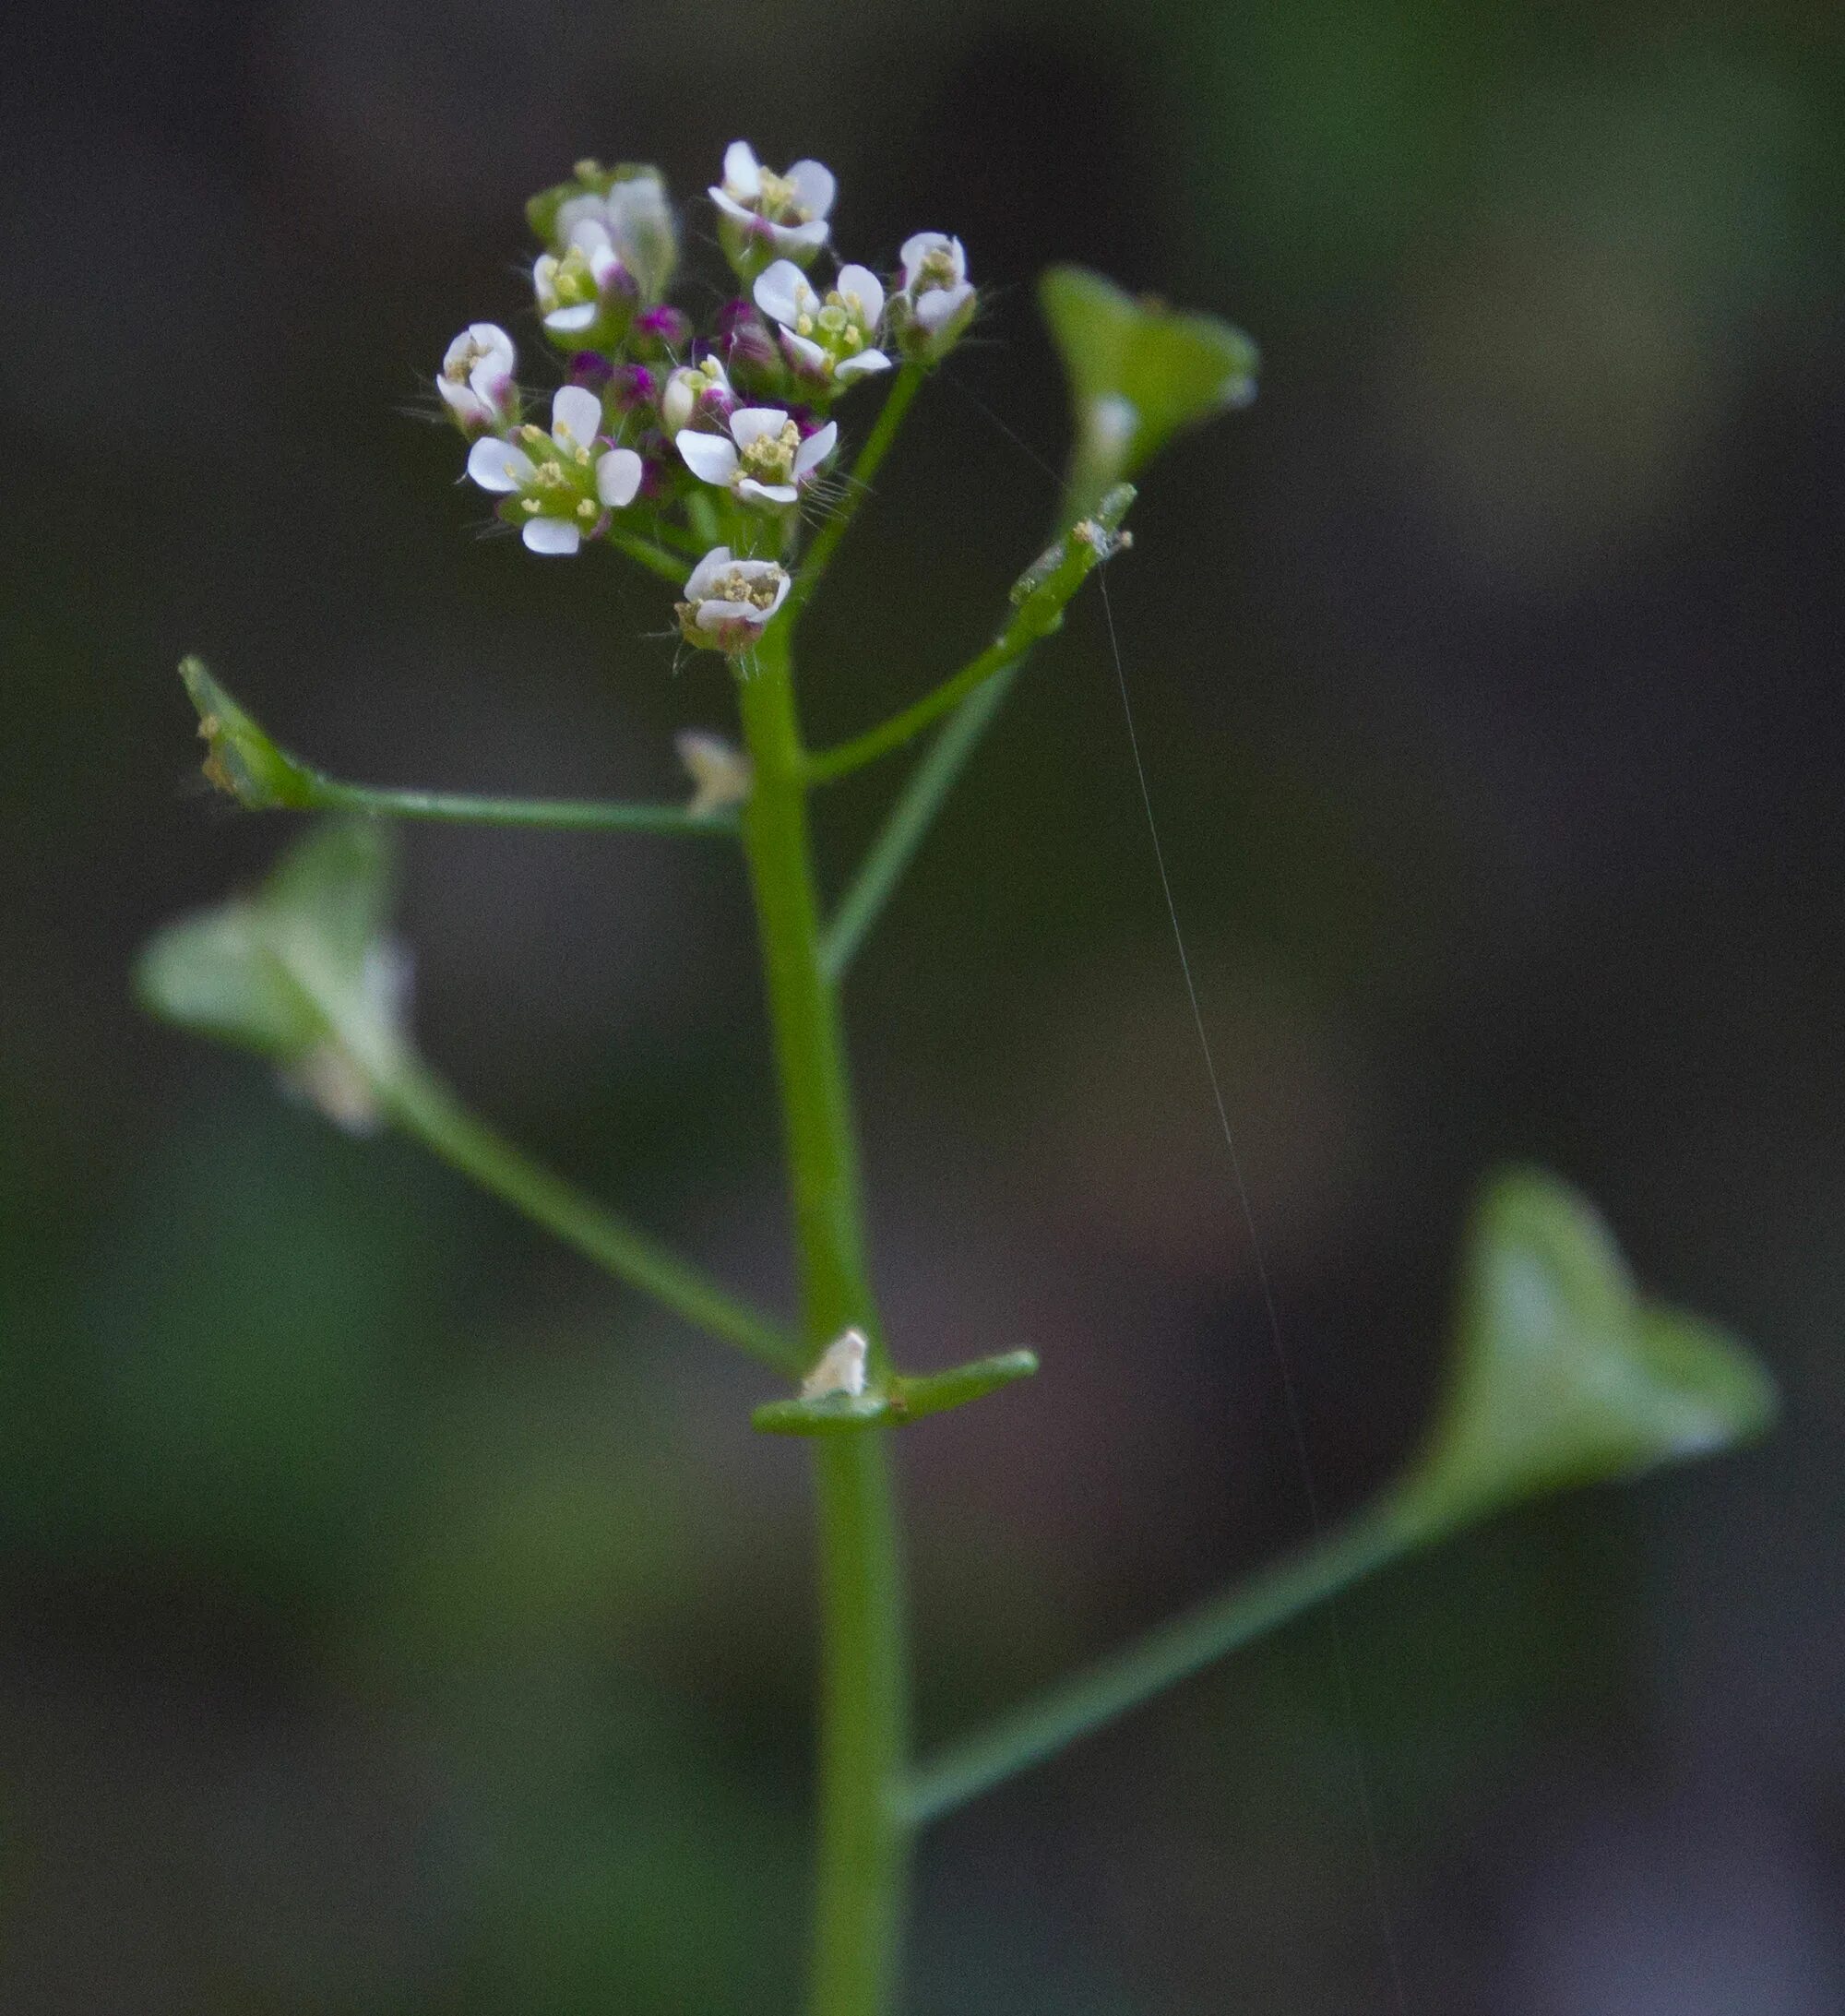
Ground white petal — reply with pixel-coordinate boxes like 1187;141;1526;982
522;517;581;555
781;332;829;375
915;281;973;333
837;265;885;328
769;219;829;256
566;217;613;258
899;232;947;286
466;437;534;493
709;187;755;226
722;140;761;198
684;545;734;598
554;192;607;243
832;349;892;382
472;321;515;363
676;431;740;486
595;447;643;507
438;376;485;422
736;478;798;506
793;420;838;478
543;303;599;334
753;259;807;329
551;384;603;448
758;568;792;618
729;406;791;450
787;159;835;220
696;598;756;632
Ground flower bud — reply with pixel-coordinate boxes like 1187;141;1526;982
714;299;784;394
661;357;734;438
634;304;693;356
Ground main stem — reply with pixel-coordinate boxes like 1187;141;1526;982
733;628;911;2016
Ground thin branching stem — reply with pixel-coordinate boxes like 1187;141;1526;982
382;1060;800;1372
899;1494;1437;1825
303;775;736;836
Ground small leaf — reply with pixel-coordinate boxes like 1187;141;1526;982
887;1349;1040;1425
179;657;317;811
1402;1168;1778;1532
1041;266;1259;518
752;1349;1041;1437
137;819;409;1125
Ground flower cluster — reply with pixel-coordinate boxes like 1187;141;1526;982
437;144;976;652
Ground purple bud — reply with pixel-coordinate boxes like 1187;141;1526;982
635;304;692;354
566;352;614;391
715;299;781;390
633;429;673;501
608;362;659;412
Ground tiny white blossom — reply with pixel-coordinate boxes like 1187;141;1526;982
661;354;735;437
895;232;976;358
753;260;891;387
801;1327;870;1401
675;546;792;653
674;730;753;817
553;168;676;301
437;323;518;435
466;385;642;555
675;406;837;507
710;141;835;271
533;214;637;340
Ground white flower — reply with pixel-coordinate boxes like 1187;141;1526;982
465;385;642;555
675;406;838;507
533;214;637;341
709;141;835;271
553;168;676;301
753;259;891;387
894;232;976;358
661;355;735;437
675;546;792;653
674;730;753;816
437;323;518;435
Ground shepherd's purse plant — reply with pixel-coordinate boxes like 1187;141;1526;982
137;143;1778;2015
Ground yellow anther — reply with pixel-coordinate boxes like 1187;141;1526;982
577;499;596;519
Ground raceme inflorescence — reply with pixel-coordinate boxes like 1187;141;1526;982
139;139;1775;2016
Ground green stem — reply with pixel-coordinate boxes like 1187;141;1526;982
900;1492;1436;1825
806;623;1033;785
806;483;1132;786
785;364;925;621
821;664;1024;982
379;1058;799;1372
732;630;911;2016
306;777;735;835
605;526;695;582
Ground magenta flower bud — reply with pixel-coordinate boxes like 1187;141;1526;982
566;352;614;391
609;362;659;412
635;304;692;354
715;299;782;390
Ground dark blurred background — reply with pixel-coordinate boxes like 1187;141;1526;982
4;2;1843;2010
